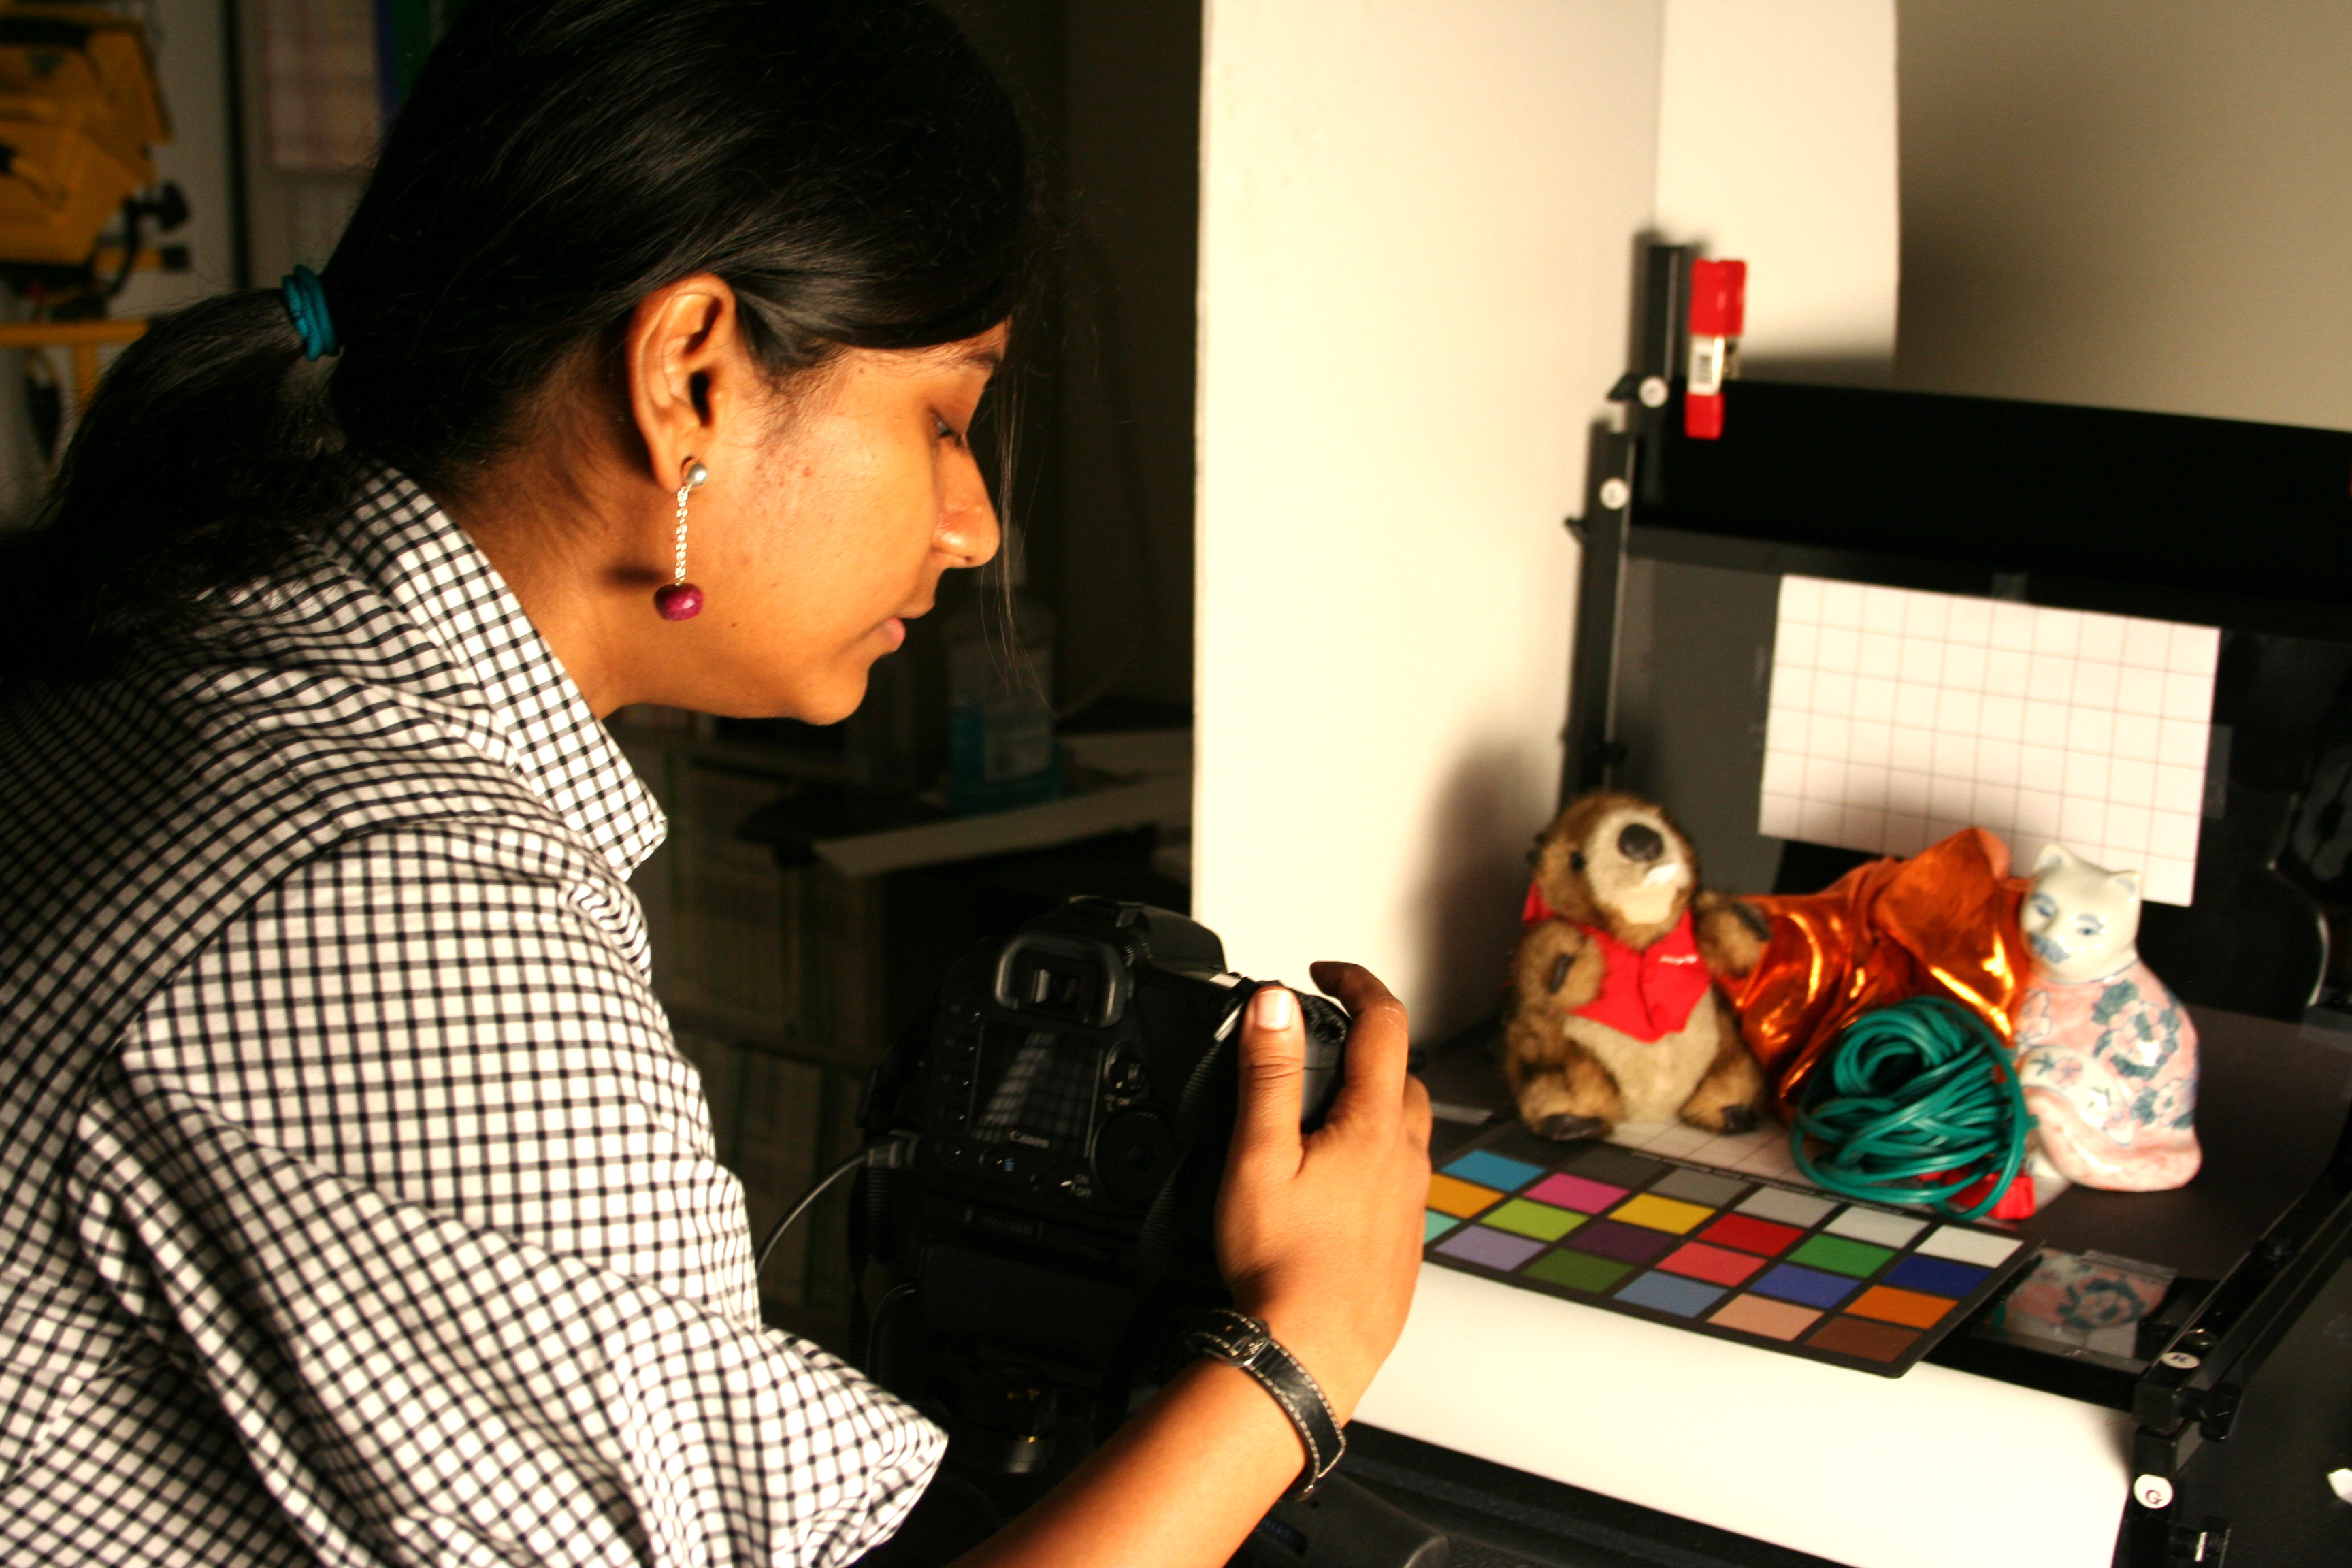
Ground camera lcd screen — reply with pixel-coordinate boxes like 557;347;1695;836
970;1024;1098;1150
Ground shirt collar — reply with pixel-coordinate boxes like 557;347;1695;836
326;470;666;877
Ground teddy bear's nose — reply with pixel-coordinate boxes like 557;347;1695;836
1618;823;1665;862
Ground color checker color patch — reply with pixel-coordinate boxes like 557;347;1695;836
1709;1294;1820;1341
1806;1316;1920;1365
1825;1207;1927;1248
1426;1173;1499;1218
1849;1286;1953;1330
1482;1198;1584;1243
1524;1250;1630;1294
1436;1226;1545;1271
1916;1226;2024;1267
1737;1187;1836;1227
1422;1128;2036;1377
1526;1173;1627;1213
1614;1271;1725;1318
1612;1193;1716;1235
1564;1219;1678;1266
1443;1149;1545;1191
1699;1213;1802;1257
1883;1254;1990;1297
1659;1243;1763;1288
1754;1262;1858;1311
1787;1234;1895;1278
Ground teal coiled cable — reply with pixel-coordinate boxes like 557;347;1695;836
1787;995;2027;1223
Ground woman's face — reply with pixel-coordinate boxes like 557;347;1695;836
674;323;1006;721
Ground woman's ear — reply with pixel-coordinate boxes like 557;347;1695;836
623;273;745;489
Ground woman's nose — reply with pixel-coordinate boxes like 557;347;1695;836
939;452;1000;569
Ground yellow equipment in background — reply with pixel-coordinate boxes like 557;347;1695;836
0;3;169;267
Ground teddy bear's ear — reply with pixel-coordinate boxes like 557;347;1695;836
2034;843;2070;875
2111;868;2141;898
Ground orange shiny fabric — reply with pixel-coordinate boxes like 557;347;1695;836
1726;828;2031;1117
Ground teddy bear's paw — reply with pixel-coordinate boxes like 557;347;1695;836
1676;1098;1763;1135
1537;1113;1610;1142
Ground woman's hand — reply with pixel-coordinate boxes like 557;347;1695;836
952;962;1429;1567
1214;961;1432;1420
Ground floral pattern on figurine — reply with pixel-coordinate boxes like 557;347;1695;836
2013;844;2201;1192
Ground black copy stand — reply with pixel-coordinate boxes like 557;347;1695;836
1524;269;2352;1566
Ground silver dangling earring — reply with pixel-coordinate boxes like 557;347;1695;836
653;458;708;621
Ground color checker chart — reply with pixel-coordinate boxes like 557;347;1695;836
1424;1126;2034;1376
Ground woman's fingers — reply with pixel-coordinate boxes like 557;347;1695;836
1230;983;1307;1175
1307;961;1411;1127
1399;1068;1434;1149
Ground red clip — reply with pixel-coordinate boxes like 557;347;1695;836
1683;393;1725;440
1952;1166;2038;1220
1684;259;1746;440
1689;259;1746;337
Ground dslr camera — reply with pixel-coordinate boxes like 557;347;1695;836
910;897;1344;1265
860;899;1346;1383
849;897;1444;1565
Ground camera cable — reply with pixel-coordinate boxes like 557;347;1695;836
756;1134;920;1281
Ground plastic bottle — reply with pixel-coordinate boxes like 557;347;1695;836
946;548;1060;814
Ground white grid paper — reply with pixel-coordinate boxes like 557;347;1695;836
1608;1119;1812;1187
1760;577;2216;906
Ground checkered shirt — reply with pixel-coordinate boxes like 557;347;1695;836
0;472;943;1566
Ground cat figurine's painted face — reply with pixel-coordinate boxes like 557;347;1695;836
2020;844;2141;984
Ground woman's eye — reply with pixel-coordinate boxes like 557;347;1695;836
934;415;964;447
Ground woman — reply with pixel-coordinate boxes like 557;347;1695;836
0;3;1429;1565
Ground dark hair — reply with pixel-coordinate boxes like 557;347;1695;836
3;0;1028;677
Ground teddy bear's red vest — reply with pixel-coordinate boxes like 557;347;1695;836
1522;885;1711;1043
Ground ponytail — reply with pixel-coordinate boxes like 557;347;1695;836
1;290;357;676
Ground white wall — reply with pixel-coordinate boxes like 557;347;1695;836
117;0;240;317
1897;0;2352;431
1194;0;1663;1033
1654;0;1901;381
1193;0;1901;1037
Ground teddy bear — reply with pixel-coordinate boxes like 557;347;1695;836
1503;791;1771;1140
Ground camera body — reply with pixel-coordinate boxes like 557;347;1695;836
897;897;1344;1298
853;900;1446;1567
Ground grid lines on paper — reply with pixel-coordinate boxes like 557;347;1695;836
1609;1119;1811;1186
1759;577;2217;906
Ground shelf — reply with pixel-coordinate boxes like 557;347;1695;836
1416;1002;2352;1410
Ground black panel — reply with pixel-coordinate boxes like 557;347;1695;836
1639;381;2352;634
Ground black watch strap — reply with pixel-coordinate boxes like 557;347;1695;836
1182;1309;1345;1500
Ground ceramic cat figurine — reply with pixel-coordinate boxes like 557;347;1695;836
2012;845;2200;1191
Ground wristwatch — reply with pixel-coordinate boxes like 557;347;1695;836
1182;1308;1345;1499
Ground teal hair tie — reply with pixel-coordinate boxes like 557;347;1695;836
1788;995;2029;1222
281;265;340;361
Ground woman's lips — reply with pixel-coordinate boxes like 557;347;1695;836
881;616;906;650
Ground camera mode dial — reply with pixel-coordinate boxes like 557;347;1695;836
1092;1111;1174;1206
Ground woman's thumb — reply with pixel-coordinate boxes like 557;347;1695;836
1231;983;1307;1166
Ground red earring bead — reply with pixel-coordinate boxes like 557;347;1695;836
653;583;704;621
